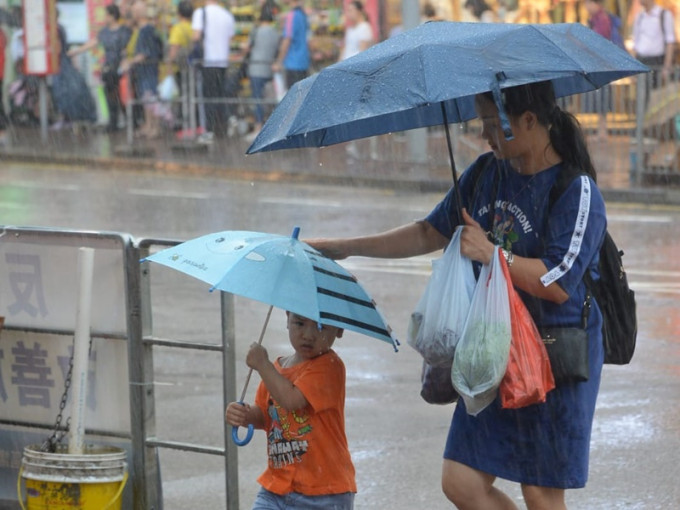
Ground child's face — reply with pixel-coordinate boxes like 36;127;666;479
286;313;342;360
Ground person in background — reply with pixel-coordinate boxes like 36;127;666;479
272;0;310;90
464;0;498;22
633;0;675;87
165;0;194;130
225;311;356;510
339;1;373;61
307;80;607;510
191;0;235;139
120;1;162;139
244;1;281;143
51;10;97;130
68;4;132;132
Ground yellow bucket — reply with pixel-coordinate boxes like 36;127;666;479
18;444;128;510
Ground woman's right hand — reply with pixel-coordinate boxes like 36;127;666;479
305;238;349;260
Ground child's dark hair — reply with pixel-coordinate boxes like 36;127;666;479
106;4;121;21
482;81;596;181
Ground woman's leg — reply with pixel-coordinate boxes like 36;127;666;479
442;459;518;510
521;484;566;510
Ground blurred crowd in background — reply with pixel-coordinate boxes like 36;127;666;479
0;0;677;146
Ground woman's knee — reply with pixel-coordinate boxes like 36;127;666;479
521;484;566;510
441;459;489;507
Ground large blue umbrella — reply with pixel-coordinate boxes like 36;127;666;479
246;22;648;155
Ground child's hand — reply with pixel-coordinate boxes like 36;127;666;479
246;343;269;370
225;401;250;427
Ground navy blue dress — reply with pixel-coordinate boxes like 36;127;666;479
426;153;606;488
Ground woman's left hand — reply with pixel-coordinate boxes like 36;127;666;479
459;208;495;265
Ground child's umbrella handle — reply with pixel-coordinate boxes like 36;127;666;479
231;409;254;446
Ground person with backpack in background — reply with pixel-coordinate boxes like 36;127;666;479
633;0;675;91
584;0;623;141
307;80;610;510
120;1;163;139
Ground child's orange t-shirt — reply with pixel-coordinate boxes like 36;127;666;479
254;349;357;496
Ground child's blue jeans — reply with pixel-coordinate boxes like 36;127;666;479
252;487;354;509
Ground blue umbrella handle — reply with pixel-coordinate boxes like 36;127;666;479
231;402;254;446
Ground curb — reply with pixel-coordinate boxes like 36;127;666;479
3;149;680;205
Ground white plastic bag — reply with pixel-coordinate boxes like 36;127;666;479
158;75;179;101
273;72;286;102
451;247;512;416
407;227;476;367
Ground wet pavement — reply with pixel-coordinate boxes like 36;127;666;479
0;160;678;509
2;124;680;206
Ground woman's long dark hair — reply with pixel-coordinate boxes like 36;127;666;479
482;81;597;182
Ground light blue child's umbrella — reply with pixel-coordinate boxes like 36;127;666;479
142;227;398;445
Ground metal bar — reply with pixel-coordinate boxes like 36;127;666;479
0;419;132;439
222;292;240;510
127;240;161;510
145;438;225;456
143;336;224;352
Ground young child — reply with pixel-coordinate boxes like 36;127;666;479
225;311;356;509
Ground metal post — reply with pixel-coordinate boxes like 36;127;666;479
634;73;646;185
221;292;239;510
127;96;134;146
189;64;197;136
127;241;161;510
39;77;48;143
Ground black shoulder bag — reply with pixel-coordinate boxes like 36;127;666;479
188;7;206;66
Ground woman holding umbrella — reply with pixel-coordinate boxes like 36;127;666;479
308;80;606;510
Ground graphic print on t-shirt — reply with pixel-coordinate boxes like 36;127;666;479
488;200;535;251
266;398;312;469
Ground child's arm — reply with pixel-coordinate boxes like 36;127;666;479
247;344;308;412
225;401;265;429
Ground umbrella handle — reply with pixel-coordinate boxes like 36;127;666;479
231;401;255;446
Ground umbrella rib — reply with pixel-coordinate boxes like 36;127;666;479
312;265;357;282
319;312;391;337
317;287;374;307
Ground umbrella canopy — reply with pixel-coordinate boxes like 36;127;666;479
142;228;398;350
247;21;648;154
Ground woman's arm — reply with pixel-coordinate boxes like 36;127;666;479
307;220;448;260
67;38;98;57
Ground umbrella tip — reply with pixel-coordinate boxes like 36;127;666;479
291;226;300;240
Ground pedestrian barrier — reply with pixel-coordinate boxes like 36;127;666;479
18;444;128;510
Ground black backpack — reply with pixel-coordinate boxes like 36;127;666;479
469;155;637;365
549;168;637;365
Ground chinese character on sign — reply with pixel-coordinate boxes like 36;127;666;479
11;341;54;408
5;253;48;318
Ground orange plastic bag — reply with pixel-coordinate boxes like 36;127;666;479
119;73;132;106
499;255;555;409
